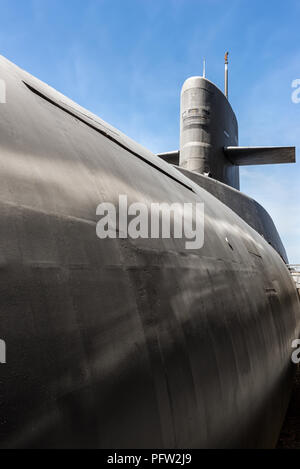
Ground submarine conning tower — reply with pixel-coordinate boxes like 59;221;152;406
180;75;240;189
158;53;295;191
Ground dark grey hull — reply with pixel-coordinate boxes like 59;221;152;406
0;56;299;448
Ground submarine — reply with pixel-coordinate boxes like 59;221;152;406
0;52;299;449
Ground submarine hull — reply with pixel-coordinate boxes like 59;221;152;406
0;56;299;448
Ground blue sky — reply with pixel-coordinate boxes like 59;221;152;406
0;0;299;262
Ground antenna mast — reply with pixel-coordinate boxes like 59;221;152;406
225;52;229;99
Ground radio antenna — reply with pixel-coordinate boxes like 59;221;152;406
225;52;229;99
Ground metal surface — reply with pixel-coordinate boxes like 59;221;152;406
225;146;296;166
176;166;289;262
0;55;299;449
156;150;180;165
179;76;240;189
165;70;296;191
